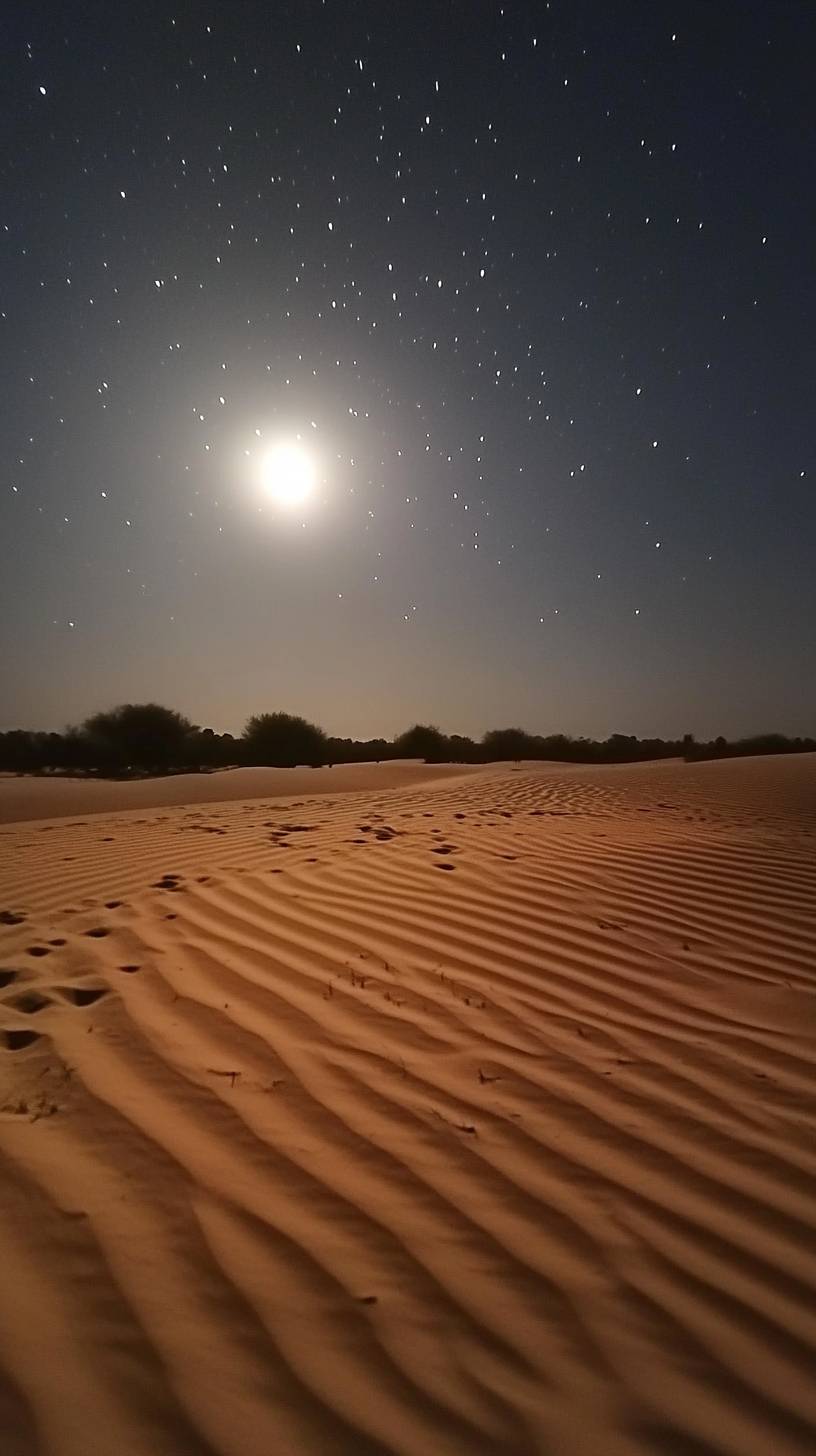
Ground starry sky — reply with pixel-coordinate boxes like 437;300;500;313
2;1;814;742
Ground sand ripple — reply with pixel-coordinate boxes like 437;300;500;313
1;756;814;1454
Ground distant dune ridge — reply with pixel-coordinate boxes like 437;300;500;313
0;760;481;826
0;754;814;1456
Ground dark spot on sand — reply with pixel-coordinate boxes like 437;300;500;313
58;986;108;1007
0;911;25;926
9;991;51;1015
3;1029;42;1051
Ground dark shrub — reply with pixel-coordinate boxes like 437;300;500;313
393;724;449;762
242;712;327;767
482;727;533;762
82;703;195;773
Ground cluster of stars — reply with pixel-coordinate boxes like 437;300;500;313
1;3;812;737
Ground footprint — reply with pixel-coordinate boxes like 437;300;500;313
49;938;67;947
0;910;25;926
27;946;51;958
105;901;124;910
84;927;110;939
7;991;51;1015
0;970;19;989
118;965;141;974
2;1029;42;1051
56;986;108;1007
436;864;455;872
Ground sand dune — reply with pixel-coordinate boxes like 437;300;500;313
1;755;814;1455
0;760;487;827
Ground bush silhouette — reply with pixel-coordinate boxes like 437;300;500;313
189;727;237;768
393;724;449;762
82;703;195;772
242;712;327;767
447;733;479;762
1;706;813;777
482;727;533;762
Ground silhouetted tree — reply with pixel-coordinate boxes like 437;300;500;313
242;712;327;767
482;727;533;762
1;712;813;777
536;734;577;761
326;736;391;764
190;727;237;768
0;730;44;772
393;724;449;762
82;703;195;772
447;733;479;762
602;733;639;762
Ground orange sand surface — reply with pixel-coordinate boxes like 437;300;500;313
0;760;481;826
1;754;814;1455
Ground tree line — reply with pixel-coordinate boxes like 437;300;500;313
0;704;813;777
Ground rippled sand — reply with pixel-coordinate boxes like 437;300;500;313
1;754;814;1455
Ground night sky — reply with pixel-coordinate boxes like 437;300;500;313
2;1;814;742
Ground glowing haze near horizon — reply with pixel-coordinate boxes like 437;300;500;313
1;1;814;742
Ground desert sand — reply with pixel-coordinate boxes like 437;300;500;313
0;754;814;1456
0;761;482;826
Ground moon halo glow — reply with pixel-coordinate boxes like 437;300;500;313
260;442;317;508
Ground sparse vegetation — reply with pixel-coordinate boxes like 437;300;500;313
82;703;196;772
0;706;812;778
241;712;327;768
393;724;450;762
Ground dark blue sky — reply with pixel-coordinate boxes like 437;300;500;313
2;1;813;740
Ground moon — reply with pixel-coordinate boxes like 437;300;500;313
260;442;316;508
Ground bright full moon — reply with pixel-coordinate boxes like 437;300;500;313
260;442;316;508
